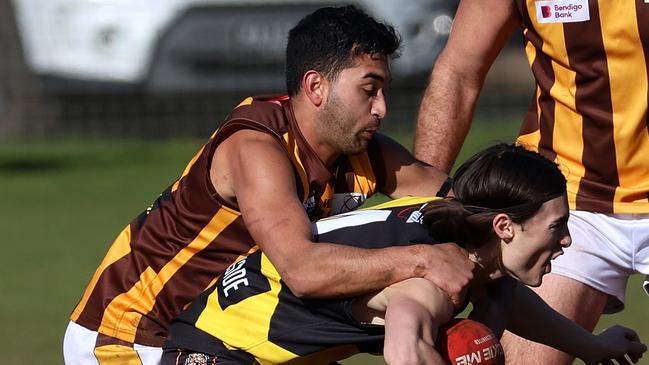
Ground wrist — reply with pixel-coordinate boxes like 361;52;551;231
409;245;428;279
575;333;602;362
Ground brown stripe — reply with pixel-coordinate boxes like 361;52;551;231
96;332;133;347
563;1;617;212
637;0;649;202
519;2;557;162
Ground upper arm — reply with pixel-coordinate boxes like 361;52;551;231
374;133;450;198
211;129;314;275
436;0;520;79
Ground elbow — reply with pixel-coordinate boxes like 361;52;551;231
280;269;322;298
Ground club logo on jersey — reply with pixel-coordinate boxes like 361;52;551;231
535;0;589;23
398;203;429;224
406;209;423;224
183;353;210;365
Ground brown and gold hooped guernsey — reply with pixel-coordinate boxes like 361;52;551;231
515;0;649;213
70;95;383;347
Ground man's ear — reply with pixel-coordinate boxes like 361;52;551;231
493;213;514;242
302;70;328;107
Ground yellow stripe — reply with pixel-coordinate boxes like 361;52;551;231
196;253;298;363
362;196;436;210
236;97;254;108
347;153;376;196
71;226;132;321
94;344;143;365
550;52;584;211
599;2;649;211
283;132;310;200
99;207;240;342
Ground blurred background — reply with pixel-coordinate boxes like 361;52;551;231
1;0;646;364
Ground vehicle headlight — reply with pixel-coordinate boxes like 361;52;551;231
432;14;453;35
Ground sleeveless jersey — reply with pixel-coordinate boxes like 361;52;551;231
70;95;383;347
515;0;649;213
165;197;441;365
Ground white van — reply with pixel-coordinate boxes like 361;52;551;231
10;0;454;95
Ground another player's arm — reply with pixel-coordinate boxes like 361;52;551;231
506;280;646;364
374;133;451;198
353;278;453;365
212;129;471;298
413;0;520;172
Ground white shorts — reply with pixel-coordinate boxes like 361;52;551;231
551;210;649;313
63;321;162;365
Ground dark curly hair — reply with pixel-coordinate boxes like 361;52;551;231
422;143;567;248
285;5;401;96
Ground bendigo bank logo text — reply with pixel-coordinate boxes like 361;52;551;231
542;3;584;18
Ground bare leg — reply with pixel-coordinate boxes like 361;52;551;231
500;274;608;365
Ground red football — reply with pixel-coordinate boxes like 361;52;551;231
436;319;505;365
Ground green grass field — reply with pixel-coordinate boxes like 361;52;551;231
1;118;647;364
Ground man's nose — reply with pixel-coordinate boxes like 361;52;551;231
371;89;387;119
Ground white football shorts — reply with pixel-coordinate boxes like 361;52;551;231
63;321;162;365
550;210;649;313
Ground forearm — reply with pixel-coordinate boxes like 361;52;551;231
506;282;596;359
414;0;520;173
383;295;446;365
413;62;483;172
281;243;431;298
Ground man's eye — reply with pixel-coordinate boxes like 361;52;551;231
364;88;378;96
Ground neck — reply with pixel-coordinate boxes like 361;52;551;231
467;239;507;285
290;97;339;167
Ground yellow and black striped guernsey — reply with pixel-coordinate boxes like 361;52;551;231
70;95;383;348
515;0;649;213
165;197;439;365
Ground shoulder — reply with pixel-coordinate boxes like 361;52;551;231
213;95;291;147
224;95;290;131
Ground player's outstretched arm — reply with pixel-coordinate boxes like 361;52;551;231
506;281;647;364
354;278;454;365
581;326;645;365
212;129;473;300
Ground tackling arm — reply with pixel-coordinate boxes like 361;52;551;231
212;129;473;299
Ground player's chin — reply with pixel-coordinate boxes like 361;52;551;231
345;141;369;155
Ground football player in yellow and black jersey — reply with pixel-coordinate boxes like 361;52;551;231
63;5;474;365
162;144;646;365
